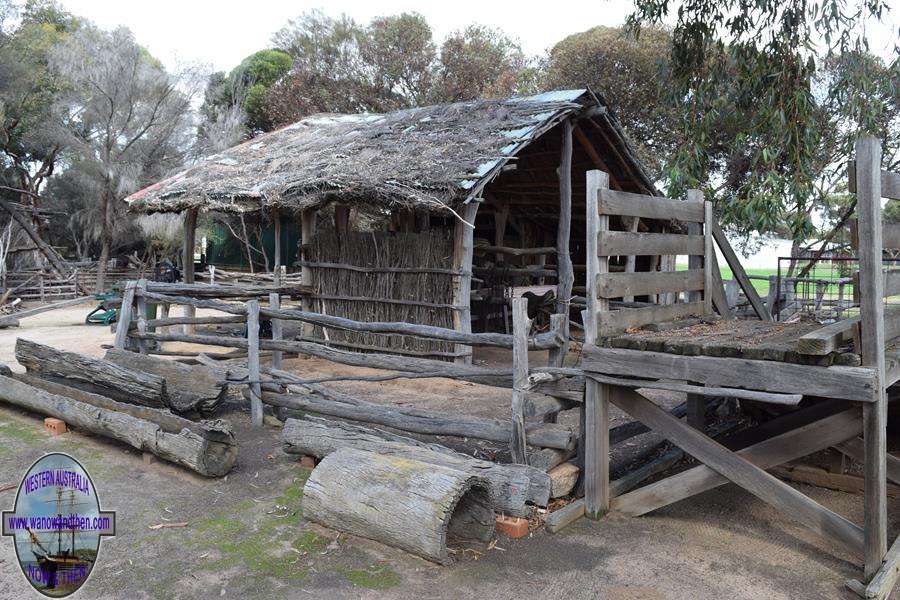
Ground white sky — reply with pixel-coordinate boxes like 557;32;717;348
56;0;898;74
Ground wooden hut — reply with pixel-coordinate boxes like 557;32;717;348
126;89;659;363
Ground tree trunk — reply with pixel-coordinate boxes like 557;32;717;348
103;349;227;415
15;338;168;409
283;417;550;514
303;448;495;564
0;374;236;476
96;188;111;292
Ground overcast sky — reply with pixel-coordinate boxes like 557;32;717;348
56;0;897;75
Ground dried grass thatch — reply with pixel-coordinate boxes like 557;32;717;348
126;89;651;217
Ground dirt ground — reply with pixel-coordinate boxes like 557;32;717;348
0;306;898;599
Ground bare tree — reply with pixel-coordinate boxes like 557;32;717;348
50;25;198;291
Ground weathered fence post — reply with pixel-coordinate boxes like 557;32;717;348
584;169;610;519
856;136;888;579
182;208;198;334
510;297;530;464
550;120;574;367
247;299;263;426
114;280;137;350
269;292;283;370
135;279;148;355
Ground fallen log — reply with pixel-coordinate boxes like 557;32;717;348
0;374;236;476
282;417;550;515
0;295;96;328
262;389;575;450
103;349;227;415
303;448;495;565
16;339;168;409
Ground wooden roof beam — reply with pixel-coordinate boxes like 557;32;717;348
572;125;623;191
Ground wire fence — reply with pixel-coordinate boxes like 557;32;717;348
774;256;900;322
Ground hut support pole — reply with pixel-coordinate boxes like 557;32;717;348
856;136;888;580
550;120;574;367
272;208;282;285
182;208;198;334
453;203;479;365
269;292;283;370
300;210;317;339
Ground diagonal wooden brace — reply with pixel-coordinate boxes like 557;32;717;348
608;387;865;556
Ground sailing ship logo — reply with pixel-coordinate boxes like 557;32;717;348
2;453;115;597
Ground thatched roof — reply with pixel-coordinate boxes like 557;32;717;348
126;89;656;215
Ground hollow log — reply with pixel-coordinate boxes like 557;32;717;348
303;448;495;564
0;374;236;476
16;338;168;408
282;417;550;514
262;389;575;450
103;349;227;415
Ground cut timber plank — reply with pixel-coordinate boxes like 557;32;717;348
583;345;876;402
848;161;900;201
597;270;704;299
598;188;704;222
587;372;802;405
798;306;900;355
609;387;864;555
770;464;900;498
597;301;706;334
711;221;772;320
612;407;862;517
597;232;704;256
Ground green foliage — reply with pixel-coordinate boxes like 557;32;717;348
628;0;900;244
263;10;534;127
543;26;679;178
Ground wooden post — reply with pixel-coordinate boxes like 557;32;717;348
114;280;137;350
135;279;148;355
452;203;478;365
272;209;282;285
247;299;263;426
300;210;317;339
158;302;170;334
584;170;610;518
687;189;704;304
703;200;714;315
269;292;283;370
687;393;705;431
856;136;888;579
334;204;350;234
182;208;198;334
494;202;508;265
510;297;530;464
550;120;574;367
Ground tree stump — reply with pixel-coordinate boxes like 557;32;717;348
303;448;495;564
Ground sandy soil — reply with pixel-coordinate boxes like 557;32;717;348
0;308;897;599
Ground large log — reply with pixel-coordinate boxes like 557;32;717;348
16;338;168;408
103;349;227;415
0;374;236;476
262;389;575;450
282;417;550;514
303;448;495;564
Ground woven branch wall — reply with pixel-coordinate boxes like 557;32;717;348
307;230;458;358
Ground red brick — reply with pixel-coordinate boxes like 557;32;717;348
495;515;529;538
44;418;67;436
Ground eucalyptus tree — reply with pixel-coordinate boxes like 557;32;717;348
51;25;198;290
628;0;899;256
